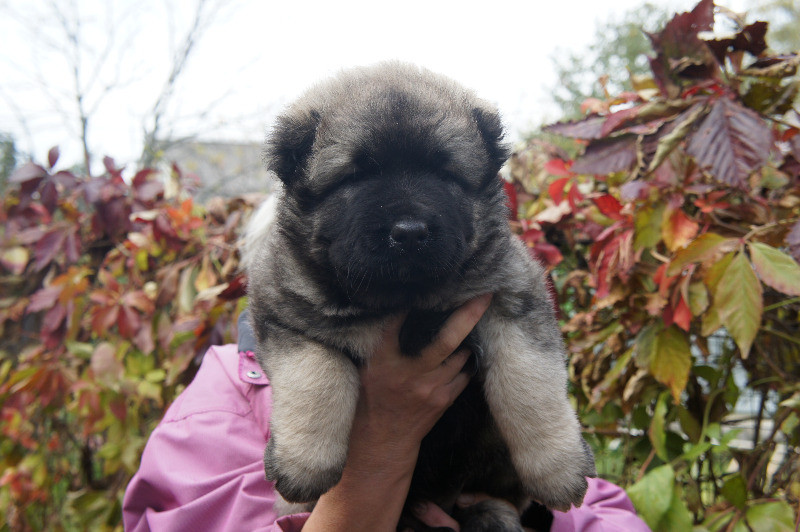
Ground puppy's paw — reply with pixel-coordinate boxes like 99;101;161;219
453;499;524;532
264;437;345;503
519;436;597;512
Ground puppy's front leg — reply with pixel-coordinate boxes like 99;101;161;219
260;341;360;503
477;306;596;512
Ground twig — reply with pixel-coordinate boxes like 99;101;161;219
637;448;657;482
743;217;800;241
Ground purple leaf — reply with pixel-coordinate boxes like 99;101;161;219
543;115;606;139
791;135;800;162
788;220;800;264
34;228;67;271
27;286;61;313
647;0;719;95
571;136;638;175
705;22;768;64
47;146;60;169
10;162;48;184
686;98;770;188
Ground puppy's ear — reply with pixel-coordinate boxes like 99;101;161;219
265;109;321;187
473;106;511;174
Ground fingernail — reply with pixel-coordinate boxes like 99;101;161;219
412;501;429;515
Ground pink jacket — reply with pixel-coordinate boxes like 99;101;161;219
123;345;650;531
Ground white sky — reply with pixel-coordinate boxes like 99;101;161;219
0;0;741;172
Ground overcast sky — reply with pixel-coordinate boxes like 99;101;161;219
1;0;741;171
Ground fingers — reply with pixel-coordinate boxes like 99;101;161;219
422;293;492;366
441;349;470;381
413;501;460;531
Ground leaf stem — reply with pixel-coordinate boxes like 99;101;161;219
763;296;800;312
743;217;800;242
761;326;800;346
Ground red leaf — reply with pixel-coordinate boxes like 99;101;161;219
663;208;699;252
531;242;564;267
109;397;127;421
548;177;570;204
132;168;157;187
117;305;140;339
694;190;730;213
592;194;623;220
567;183;584;211
544;159;573;177
503;180;518;220
521;228;544;244
672;295;692;332
654;263;678;298
92;305;118;335
47;147;60;169
219;274;248;300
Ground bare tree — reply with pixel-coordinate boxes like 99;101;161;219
139;0;230;168
0;0;230;175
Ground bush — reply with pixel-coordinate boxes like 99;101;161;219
2;1;797;530
0;153;255;531
509;1;799;529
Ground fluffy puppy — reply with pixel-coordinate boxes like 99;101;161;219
247;62;596;531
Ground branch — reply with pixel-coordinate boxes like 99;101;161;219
140;0;227;167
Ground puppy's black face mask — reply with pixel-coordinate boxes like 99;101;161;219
314;169;475;309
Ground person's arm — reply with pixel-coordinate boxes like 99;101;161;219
302;294;492;531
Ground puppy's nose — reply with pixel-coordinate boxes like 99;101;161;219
389;220;429;251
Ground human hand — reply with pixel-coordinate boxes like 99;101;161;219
305;295;494;532
347;293;493;474
411;493;533;532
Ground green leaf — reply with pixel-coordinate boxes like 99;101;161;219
651;326;692;401
721;474;747;509
633;322;660;369
744;501;795;532
687;282;709;316
648;103;708;174
627;464;675;530
145;368;166;383
667;233;735;276
657;485;694;532
634;203;666;250
749;242;800;296
714;252;763;357
676;404;702;442
649;391;670;460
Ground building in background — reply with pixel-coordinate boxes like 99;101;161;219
161;140;271;202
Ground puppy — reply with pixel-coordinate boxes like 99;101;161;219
246;62;596;531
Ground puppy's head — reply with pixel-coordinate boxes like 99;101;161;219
265;62;510;309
